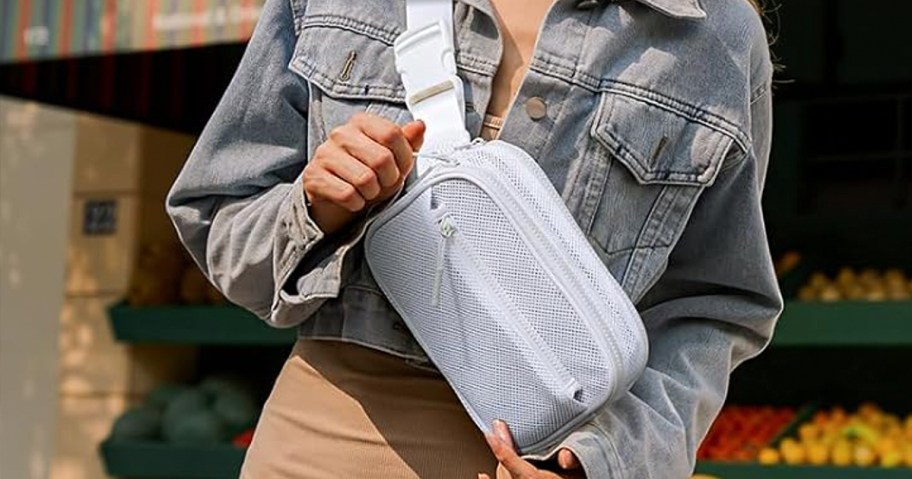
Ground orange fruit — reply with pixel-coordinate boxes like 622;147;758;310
798;424;819;442
881;450;903;468
780;439;806;465
832;440;853;467
806;442;829;465
758;447;781;465
853;444;877;467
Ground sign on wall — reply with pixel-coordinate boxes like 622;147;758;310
0;0;265;63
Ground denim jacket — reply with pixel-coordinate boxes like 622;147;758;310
167;0;782;476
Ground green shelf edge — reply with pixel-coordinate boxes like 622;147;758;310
99;440;912;479
695;462;912;478
107;300;912;347
772;301;912;347
107;302;296;345
99;440;245;479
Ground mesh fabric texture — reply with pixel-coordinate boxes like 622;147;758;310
365;140;648;454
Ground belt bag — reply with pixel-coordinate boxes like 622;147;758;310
364;0;648;454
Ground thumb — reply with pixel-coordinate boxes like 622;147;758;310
557;449;580;469
402;120;425;152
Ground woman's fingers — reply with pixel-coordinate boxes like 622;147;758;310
303;169;366;213
485;421;542;479
481;421;580;479
302;113;424;235
395;120;425;177
557;449;580;470
331;125;401;188
320;142;383;200
354;113;417;177
402;119;426;151
485;433;537;478
493;420;516;450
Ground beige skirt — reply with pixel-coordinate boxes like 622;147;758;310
239;339;500;478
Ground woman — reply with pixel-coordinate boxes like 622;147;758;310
167;0;780;477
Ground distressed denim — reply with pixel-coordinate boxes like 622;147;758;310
166;0;782;477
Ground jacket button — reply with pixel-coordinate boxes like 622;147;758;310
525;97;548;120
575;0;601;10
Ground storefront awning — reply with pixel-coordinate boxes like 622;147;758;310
0;0;266;63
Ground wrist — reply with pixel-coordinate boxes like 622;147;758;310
307;200;359;236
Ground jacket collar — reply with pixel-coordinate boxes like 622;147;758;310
459;0;707;21
633;0;707;20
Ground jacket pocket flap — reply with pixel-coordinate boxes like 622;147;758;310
289;14;406;103
591;92;740;186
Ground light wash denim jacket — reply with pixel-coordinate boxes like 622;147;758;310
167;0;782;476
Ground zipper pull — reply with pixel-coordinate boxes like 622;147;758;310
432;217;456;307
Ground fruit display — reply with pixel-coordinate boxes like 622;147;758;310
697;406;796;462
109;375;259;447
128;241;227;306
797;268;912;302
757;404;912;468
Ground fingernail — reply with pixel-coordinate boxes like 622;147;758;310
493;420;510;443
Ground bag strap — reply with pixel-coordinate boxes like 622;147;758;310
395;0;470;148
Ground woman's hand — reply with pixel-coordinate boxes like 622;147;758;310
302;113;425;235
480;420;584;479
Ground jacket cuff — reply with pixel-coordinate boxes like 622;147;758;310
284;176;395;301
289;173;326;250
557;423;623;479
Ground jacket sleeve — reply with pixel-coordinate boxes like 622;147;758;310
166;0;358;326
555;74;782;478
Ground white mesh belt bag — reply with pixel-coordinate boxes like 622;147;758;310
363;0;649;454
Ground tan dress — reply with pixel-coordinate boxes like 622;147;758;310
241;2;553;477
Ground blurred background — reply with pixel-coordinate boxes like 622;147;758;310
0;1;910;479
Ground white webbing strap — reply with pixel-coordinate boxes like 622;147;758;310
406;0;455;43
395;0;470;148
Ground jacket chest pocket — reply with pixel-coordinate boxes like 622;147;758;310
287;14;412;150
577;91;743;301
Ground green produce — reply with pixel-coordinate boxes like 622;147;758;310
213;389;259;435
110;407;162;441
145;383;190;411
164;409;229;445
162;389;211;439
199;375;251;398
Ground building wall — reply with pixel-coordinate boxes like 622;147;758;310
52;112;196;479
0;96;196;479
0;96;75;479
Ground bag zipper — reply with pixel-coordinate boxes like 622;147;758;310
436;213;582;399
486;140;649;373
431;215;456;307
465;169;624;396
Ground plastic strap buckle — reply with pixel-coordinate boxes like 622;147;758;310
394;20;470;147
